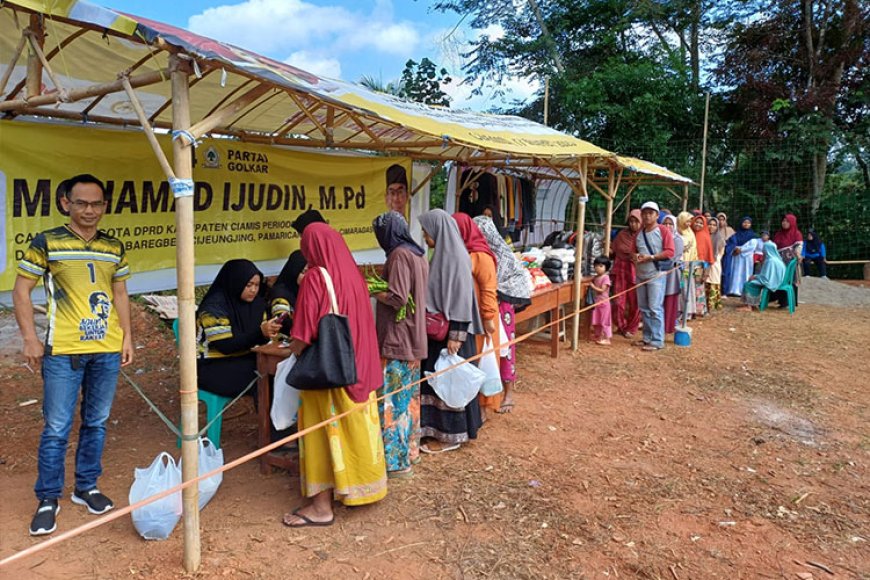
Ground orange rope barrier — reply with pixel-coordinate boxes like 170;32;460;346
0;267;675;568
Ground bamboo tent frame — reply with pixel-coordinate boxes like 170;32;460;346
1;1;690;572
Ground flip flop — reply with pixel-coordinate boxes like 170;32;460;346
387;468;414;480
282;507;334;528
641;345;662;352
496;402;514;414
631;340;649;347
420;442;460;454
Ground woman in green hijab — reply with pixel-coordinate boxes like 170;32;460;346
738;241;786;311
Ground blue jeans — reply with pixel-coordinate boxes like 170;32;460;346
36;353;121;500
636;276;666;348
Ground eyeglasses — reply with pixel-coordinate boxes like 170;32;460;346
69;200;107;210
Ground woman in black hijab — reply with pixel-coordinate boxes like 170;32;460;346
197;259;281;397
268;210;328;335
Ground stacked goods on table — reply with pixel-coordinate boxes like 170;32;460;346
541;248;576;283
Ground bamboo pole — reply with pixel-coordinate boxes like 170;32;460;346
571;159;588;351
25;14;43;99
698;91;710;212
182;83;271;143
543;77;549;125
603;167;615;256
121;76;175;180
0;68;168;112
0;33;27;97
682;184;689;212
170;56;201;574
25;30;67;100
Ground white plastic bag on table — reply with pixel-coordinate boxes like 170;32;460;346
424;349;485;409
178;437;224;510
498;318;510;357
478;338;504;397
270;354;299;430
129;452;182;540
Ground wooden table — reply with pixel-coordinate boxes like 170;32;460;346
253;341;298;475
515;278;592;357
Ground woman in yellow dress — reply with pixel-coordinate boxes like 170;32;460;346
283;223;386;527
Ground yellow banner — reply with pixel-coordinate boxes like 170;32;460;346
0;121;407;291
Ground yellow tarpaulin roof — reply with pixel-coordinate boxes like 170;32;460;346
1;0;614;165
615;156;694;184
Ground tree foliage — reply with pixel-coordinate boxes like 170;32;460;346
399;58;453;107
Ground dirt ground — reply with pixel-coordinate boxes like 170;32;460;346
1;293;868;579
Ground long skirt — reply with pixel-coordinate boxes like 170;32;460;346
742;280;764;307
298;389;387;506
693;268;708;317
707;283;722;311
664;293;680;334
611;259;640;335
378;359;420;473
421;333;482;444
499;302;517;382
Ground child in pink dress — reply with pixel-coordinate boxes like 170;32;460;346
590;256;612;345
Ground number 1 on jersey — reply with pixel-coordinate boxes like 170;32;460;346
87;262;96;284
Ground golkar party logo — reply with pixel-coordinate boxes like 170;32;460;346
202;145;221;169
79;291;111;341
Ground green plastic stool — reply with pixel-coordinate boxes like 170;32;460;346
173;319;230;448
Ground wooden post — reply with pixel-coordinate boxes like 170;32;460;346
571;159;588;351
543;77;549;126
682;184;689;212
603;167;615;256
171;56;201;574
698;91;710;212
25;14;43;99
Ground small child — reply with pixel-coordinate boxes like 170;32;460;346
590;256;612;345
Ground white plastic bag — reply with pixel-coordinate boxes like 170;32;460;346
425;349;485;409
177;437;225;511
196;437;223;510
498;318;510;357
270;354;299;430
478;338;504;397
130;452;182;540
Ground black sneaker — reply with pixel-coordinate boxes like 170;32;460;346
71;488;114;515
30;499;60;536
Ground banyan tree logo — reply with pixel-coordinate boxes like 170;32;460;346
203;146;221;169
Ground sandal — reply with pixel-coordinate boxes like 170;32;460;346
595;339;611;346
387;468;414;480
641;345;662;351
496;402;514;414
282;507;334;528
420;442;461;454
631;340;649;347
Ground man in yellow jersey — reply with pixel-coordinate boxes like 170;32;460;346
13;174;133;536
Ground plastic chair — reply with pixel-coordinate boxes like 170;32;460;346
172;319;230;448
759;259;798;314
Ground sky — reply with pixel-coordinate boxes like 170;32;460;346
103;0;540;111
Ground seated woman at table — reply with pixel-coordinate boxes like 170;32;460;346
283;223;386;528
197;259;281;398
738;241;786;311
268;251;306;337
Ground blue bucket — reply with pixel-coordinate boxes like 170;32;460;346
674;325;692;347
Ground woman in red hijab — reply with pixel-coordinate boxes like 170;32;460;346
772;213;804;308
452;212;500;415
283;223;386;528
610;210;642;337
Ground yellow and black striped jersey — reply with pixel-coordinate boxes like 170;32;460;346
17;225;130;355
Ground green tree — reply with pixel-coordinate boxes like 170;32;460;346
398;58;453;107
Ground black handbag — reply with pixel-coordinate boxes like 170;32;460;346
286;268;357;390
